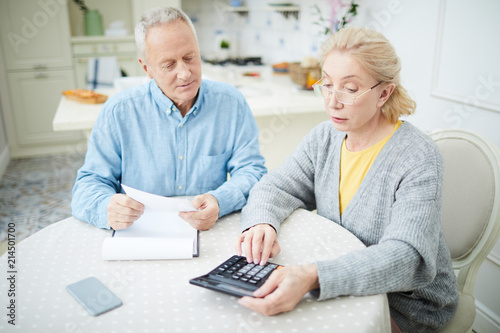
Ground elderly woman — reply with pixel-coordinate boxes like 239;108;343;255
235;27;458;332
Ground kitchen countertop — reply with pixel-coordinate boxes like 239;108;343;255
52;88;116;134
201;63;325;117
53;63;325;133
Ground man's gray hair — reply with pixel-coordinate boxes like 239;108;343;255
135;7;198;62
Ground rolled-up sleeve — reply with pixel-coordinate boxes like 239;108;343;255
71;103;122;229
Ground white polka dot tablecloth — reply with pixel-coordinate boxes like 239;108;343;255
0;209;390;332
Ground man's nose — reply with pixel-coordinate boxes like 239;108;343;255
177;63;191;80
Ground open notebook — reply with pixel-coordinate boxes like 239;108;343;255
102;185;199;260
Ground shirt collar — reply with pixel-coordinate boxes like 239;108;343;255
150;79;204;117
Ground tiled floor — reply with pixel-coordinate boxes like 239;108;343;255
0;152;85;253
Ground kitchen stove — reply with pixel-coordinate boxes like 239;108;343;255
202;57;263;66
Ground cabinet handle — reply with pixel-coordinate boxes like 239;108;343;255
34;73;48;79
33;64;47;70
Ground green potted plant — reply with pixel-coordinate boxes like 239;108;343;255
220;39;230;49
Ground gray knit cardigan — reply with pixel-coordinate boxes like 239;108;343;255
241;121;459;332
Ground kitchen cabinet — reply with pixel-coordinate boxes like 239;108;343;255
0;0;73;70
6;70;79;146
0;0;83;157
71;36;143;89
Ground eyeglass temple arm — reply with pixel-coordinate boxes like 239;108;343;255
353;81;384;100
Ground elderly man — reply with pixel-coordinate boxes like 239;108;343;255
72;7;266;231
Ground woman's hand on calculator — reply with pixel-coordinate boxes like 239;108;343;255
235;224;281;266
238;264;319;316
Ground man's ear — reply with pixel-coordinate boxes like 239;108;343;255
138;57;153;79
377;83;395;108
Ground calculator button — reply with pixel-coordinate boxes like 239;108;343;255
248;268;261;275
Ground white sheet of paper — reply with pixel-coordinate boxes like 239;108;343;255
121;184;197;213
102;185;198;260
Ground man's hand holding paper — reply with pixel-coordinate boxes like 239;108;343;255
179;194;219;231
107;194;145;230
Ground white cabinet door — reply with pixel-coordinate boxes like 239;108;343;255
0;0;73;70
7;70;82;146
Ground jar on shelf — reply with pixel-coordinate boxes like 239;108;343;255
84;9;104;36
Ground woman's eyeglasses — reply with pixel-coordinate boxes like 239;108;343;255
312;80;383;105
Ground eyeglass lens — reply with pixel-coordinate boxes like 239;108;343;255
313;85;353;104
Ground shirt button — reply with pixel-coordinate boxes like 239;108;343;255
179;124;183;128
178;185;183;190
179;155;184;160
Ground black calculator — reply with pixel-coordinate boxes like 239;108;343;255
189;255;284;297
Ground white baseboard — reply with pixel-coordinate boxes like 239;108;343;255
9;140;87;159
474;300;500;333
0;145;10;179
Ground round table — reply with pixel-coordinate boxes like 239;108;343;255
0;209;390;332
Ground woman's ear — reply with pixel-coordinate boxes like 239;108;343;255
377;83;395;108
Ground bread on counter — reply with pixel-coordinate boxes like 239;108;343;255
62;89;107;104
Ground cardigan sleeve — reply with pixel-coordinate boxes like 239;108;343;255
240;124;326;233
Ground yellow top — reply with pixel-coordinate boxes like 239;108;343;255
339;120;402;215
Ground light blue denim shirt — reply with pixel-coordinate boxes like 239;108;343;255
72;79;267;229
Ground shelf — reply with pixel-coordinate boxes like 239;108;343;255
71;35;135;44
264;5;300;19
221;4;300;19
224;6;250;13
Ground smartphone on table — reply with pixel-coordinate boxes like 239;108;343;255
66;276;122;316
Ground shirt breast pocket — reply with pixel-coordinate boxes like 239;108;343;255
198;150;231;192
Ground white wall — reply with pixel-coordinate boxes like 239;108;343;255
0;94;10;179
0;62;10;179
183;0;500;331
183;0;333;64
0;23;10;178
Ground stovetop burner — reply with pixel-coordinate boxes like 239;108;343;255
203;57;263;66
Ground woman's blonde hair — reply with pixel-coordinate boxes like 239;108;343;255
319;27;416;122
